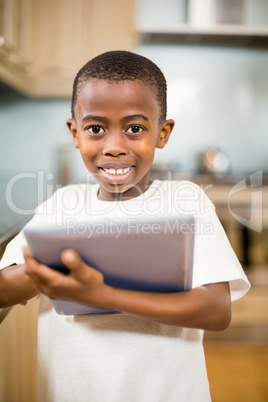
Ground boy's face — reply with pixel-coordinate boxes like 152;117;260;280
67;79;174;201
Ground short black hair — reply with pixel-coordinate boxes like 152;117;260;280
71;50;167;122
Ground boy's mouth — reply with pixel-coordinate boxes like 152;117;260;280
102;167;132;175
99;166;134;183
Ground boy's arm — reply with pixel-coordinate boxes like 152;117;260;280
104;281;231;331
24;247;231;331
0;264;40;308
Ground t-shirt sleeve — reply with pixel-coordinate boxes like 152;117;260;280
0;230;40;305
0;184;84;269
0;186;63;269
0;231;27;269
192;204;250;301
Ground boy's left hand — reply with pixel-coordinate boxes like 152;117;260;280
23;246;110;307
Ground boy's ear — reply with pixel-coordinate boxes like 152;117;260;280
66;118;79;148
156;119;175;149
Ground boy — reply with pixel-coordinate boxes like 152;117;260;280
0;51;250;401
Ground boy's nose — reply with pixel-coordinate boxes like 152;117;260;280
102;132;129;157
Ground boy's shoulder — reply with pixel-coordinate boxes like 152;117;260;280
155;180;215;211
53;182;97;196
153;179;211;198
44;182;99;203
146;179;215;215
35;182;98;214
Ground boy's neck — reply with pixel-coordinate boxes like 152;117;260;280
97;179;153;202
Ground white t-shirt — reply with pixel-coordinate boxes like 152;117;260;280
0;180;250;402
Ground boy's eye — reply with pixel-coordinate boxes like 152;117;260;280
86;125;105;134
126;125;144;134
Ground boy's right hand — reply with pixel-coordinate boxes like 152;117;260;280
23;247;112;308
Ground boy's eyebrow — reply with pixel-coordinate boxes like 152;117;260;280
82;115;108;123
82;114;149;123
122;114;149;122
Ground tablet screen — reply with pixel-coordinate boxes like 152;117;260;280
24;215;195;315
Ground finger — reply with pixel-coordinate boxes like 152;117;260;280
23;246;63;285
61;249;97;282
61;248;80;268
23;246;40;277
22;245;32;260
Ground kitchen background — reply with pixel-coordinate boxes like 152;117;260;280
0;0;268;401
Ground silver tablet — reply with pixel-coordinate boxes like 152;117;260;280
23;215;195;315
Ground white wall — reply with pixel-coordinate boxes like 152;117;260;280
136;44;268;175
1;45;267;183
0;95;71;178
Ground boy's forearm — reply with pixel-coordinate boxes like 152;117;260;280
101;282;231;331
0;264;39;308
23;248;231;330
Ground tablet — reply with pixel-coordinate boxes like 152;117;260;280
23;215;195;315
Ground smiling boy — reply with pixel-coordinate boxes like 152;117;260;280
67;78;172;201
0;51;250;402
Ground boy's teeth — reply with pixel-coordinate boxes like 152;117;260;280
104;167;131;175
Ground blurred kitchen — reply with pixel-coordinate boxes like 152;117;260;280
0;0;268;401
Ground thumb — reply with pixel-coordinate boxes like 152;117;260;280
60;249;95;281
61;248;81;268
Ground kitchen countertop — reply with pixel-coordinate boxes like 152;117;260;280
204;183;268;226
171;173;268;228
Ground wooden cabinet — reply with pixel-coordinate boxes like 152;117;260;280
0;300;39;402
0;0;137;97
